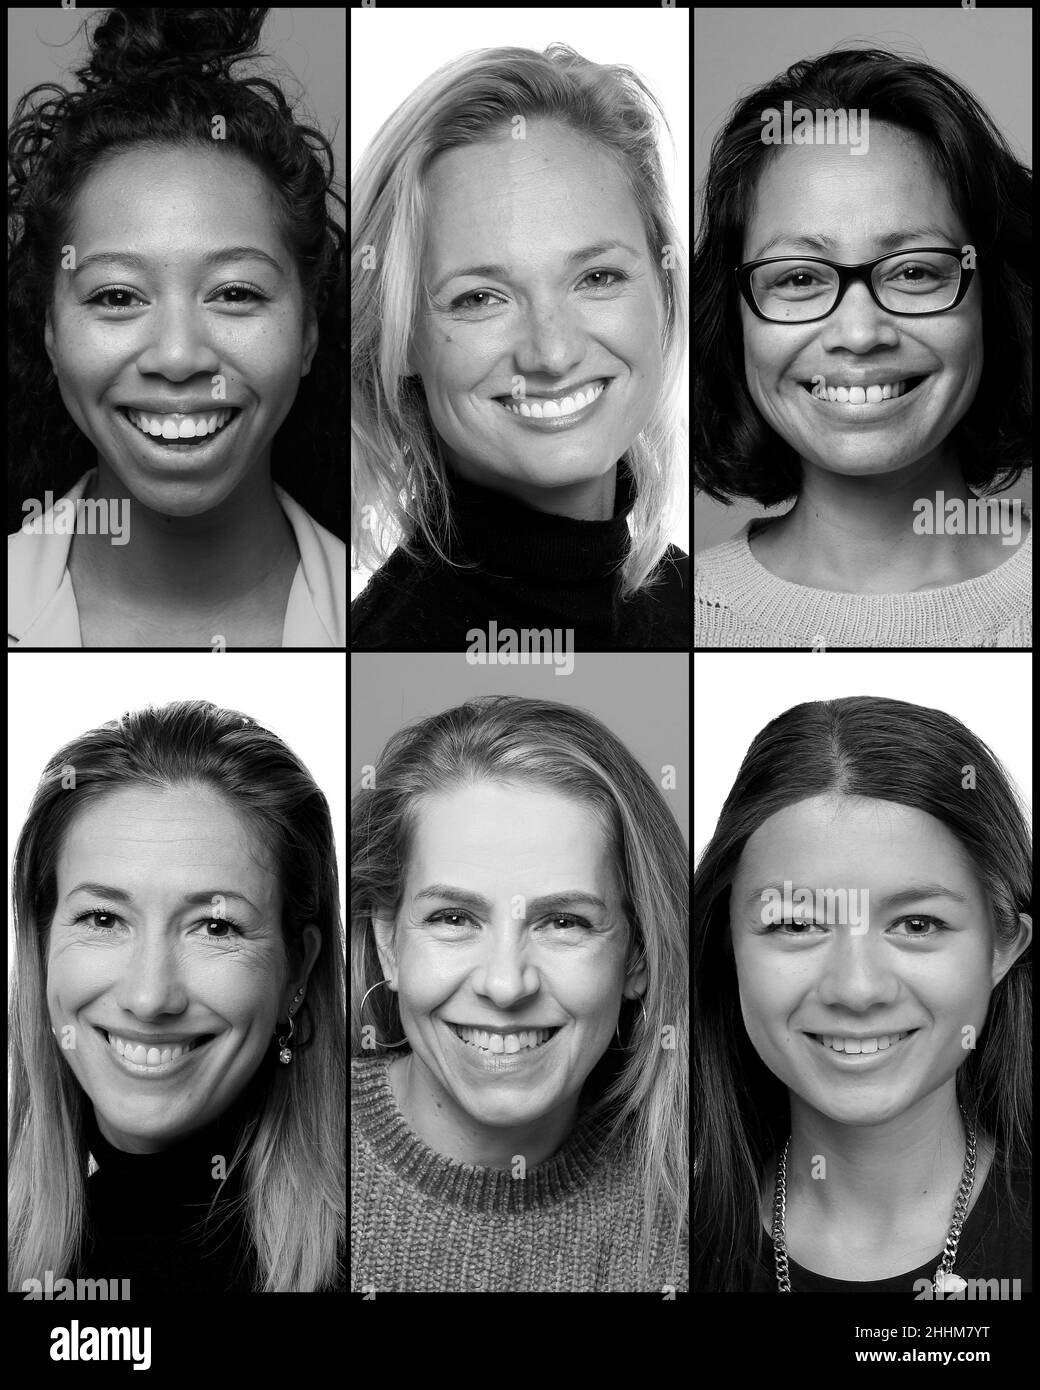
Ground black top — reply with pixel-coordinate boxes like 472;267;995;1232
76;1065;272;1294
351;461;689;650
744;1159;1031;1294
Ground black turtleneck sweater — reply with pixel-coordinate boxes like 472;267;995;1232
76;1063;272;1294
351;462;689;650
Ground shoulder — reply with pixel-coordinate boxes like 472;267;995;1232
351;545;454;647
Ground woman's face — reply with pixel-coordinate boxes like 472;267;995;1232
44;145;318;519
740;120;983;480
409;120;665;511
729;794;1028;1128
46;784;295;1153
377;781;639;1131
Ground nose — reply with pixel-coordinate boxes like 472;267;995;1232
113;933;190;1019
815;931;900;1011
513;295;587;381
820;280;900;353
132;299;222;380
470;930;541;1009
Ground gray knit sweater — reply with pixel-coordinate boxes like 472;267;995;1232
695;521;1032;648
351;1055;688;1292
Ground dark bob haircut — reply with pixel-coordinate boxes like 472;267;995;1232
693;48;1032;507
7;7;346;539
693;695;1031;1291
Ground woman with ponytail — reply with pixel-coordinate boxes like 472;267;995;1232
8;9;346;648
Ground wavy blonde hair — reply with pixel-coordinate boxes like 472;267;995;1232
351;694;689;1289
8;700;345;1293
351;43;688;598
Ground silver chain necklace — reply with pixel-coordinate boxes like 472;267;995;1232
772;1109;977;1293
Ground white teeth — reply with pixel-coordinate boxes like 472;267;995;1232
501;381;606;418
817;1032;908;1053
126;408;234;439
816;380;913;404
452;1024;555;1052
109;1032;196;1066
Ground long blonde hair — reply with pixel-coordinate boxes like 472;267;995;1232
351;43;688;598
351;695;688;1288
8;701;346;1292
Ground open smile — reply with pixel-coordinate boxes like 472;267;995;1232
805;1028;919;1065
797;374;930;419
115;405;243;461
494;379;612;431
94;1024;218;1078
443;1018;564;1071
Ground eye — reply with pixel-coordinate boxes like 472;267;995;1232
425;909;474;928
448;268;628;312
84;283;269;311
73;907;122;931
765;919;823;935
892;915;947;939
543;914;592;931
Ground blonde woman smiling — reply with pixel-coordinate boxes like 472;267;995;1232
352;45;689;651
351;696;689;1291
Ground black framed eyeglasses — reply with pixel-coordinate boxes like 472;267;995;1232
735;247;974;324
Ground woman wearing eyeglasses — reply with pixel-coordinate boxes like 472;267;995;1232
693;50;1031;648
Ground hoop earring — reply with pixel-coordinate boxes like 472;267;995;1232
359;979;409;1048
611;996;649;1050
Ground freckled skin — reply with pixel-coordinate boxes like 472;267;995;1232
45;146;318;520
374;782;646;1169
46;785;320;1153
409;121;666;521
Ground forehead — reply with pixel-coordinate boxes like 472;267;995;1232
423;121;648;272
744;122;965;259
55;784;279;901
69;146;284;254
406;781;610;886
734;794;979;893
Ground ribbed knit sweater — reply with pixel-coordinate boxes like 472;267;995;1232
351;1056;688;1292
695;521;1032;648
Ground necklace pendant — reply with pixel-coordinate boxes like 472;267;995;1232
935;1268;967;1295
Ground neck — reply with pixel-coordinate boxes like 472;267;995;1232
71;459;297;613
769;448;1018;591
391;1052;579;1171
448;454;618;522
785;1087;971;1234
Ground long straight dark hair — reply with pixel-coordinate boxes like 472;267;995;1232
694;695;1031;1291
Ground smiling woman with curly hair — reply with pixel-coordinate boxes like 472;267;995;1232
693;49;1031;649
8;8;346;648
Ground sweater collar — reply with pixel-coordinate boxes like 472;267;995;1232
352;1055;620;1214
441;458;636;586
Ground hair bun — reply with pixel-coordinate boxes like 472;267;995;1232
80;7;268;88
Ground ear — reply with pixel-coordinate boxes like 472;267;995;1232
371;916;399;989
300;305;319;378
282;924;321;1014
992;913;1032;987
622;964;647;1002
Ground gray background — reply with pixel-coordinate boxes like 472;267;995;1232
351;653;689;847
693;7;1033;554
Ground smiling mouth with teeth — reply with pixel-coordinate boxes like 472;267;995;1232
101;1028;215;1067
801;376;927;404
119;407;239;444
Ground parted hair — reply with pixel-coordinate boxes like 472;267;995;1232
352;43;688;598
8;700;346;1292
351;694;689;1289
694;47;1032;506
694;696;1031;1291
7;7;346;538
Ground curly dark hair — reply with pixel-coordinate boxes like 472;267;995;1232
693;48;1032;507
8;7;345;538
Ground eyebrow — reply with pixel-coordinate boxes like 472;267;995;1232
750;227;958;260
745;882;968;910
65;882;261;913
73;247;286;276
414;883;608;915
431;241;641;297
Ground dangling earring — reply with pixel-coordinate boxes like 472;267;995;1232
277;987;306;1065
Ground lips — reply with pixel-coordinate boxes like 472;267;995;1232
115;406;242;450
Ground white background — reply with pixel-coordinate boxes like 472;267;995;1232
693;652;1032;861
8;653;346;968
351;8;690;595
